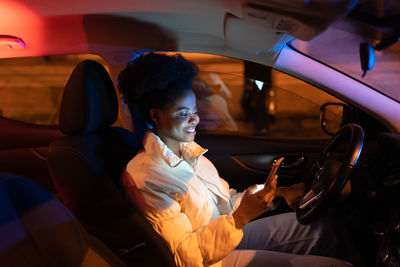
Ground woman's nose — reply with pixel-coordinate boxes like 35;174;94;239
189;113;199;124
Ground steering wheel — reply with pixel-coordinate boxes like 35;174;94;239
296;123;364;224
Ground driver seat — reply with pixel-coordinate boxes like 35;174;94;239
47;60;176;266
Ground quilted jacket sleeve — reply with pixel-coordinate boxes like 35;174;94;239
218;177;243;212
142;185;243;267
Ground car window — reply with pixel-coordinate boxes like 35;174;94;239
178;53;342;139
0;54;108;126
292;28;400;103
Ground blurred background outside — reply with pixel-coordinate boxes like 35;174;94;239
0;52;341;139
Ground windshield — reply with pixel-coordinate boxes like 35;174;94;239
291;25;400;103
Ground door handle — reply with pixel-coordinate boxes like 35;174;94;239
281;157;305;170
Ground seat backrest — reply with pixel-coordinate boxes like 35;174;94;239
128;104;149;146
47;60;176;267
0;174;125;267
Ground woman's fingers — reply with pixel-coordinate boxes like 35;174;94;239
253;182;277;209
247;184;264;194
257;175;278;196
267;174;279;187
234;179;280;227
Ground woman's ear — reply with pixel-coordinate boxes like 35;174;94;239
149;109;159;126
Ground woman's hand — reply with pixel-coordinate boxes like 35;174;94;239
276;182;306;210
232;176;277;229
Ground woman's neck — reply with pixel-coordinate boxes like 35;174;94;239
154;131;181;157
165;142;181;157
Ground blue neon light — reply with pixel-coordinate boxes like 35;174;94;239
352;138;364;166
367;45;375;70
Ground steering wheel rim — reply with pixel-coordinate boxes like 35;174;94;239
296;123;364;224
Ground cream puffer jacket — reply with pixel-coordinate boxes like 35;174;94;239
122;132;244;267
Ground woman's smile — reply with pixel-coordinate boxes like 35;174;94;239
184;127;196;135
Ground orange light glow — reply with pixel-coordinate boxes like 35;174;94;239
0;1;43;58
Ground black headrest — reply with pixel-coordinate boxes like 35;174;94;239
59;60;118;135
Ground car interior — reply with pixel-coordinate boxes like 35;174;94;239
1;0;400;267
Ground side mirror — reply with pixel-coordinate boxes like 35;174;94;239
320;103;346;135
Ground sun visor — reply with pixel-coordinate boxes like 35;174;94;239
242;0;358;41
224;14;293;61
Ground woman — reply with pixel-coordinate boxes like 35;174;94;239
118;53;351;267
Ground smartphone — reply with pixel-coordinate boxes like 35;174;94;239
265;157;284;186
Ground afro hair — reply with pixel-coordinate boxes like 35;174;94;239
118;53;198;125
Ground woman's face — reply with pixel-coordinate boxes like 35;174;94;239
151;89;199;152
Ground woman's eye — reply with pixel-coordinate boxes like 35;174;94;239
179;112;188;117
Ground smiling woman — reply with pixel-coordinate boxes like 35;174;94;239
119;52;352;267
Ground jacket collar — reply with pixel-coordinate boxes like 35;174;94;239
143;131;207;168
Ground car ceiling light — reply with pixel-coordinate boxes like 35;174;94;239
255;80;264;90
0;35;26;49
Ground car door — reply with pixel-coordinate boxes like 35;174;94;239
196;133;327;192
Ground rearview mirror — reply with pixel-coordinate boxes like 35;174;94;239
320;103;345;135
359;42;375;77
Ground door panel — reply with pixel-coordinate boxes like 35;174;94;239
233;154;306;173
0;147;55;191
0;117;62;191
196;133;328;192
0;116;62;150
